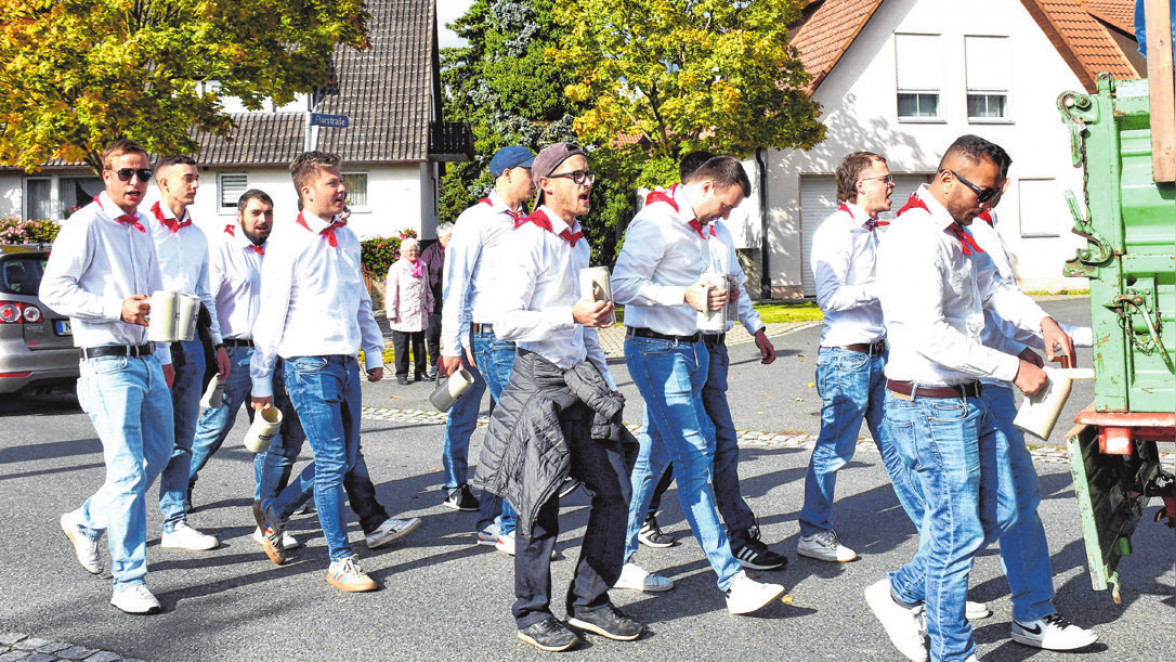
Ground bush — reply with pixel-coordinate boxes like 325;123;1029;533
0;216;60;244
360;229;417;278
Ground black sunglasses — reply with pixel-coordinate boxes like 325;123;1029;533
548;169;596;185
109;168;153;183
940;169;999;204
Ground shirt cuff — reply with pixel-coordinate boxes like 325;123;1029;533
992;353;1021;383
602;369;618;392
364;348;384;371
104;297;124;322
251;377;274;399
546;306;575;330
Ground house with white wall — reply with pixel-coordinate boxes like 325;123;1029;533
761;0;1142;298
0;0;469;240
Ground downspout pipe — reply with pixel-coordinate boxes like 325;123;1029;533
755;147;771;299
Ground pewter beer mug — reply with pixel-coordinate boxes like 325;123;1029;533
175;294;201;342
696;272;728;332
579;266;616;326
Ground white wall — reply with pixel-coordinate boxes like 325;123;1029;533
168;163;435;241
0;174;22;218
767;0;1092;297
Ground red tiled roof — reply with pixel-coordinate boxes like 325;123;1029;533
789;0;1138;96
791;0;884;93
1021;0;1139;91
1082;0;1136;34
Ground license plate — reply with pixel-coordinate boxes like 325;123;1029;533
55;320;72;336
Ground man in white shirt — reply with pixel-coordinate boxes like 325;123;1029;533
797;151;898;563
148;155;229;552
612;155;784;614
42;139;174;615
629;151;786;569
438;146;534;549
867;135;1074;662
248;151;388;593
473;142;639;651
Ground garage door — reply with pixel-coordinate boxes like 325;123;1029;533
798;173;931;297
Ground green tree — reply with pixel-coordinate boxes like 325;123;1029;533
440;0;632;264
0;0;369;173
551;0;825;176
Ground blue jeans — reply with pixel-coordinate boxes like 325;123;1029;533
472;328;519;535
624;336;741;591
701;340;757;545
441;339;487;494
159;339;204;532
885;391;1008;662
188;345;267;500
73;355;173;588
273;355;362;562
799;347;897;536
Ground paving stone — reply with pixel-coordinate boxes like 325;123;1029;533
12;640;48;652
85;652;122;662
0;634;28;646
34;644;68;655
0;651;32;662
24;654;59;662
55;648;96;661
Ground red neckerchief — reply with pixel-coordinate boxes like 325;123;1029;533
895;193;929;217
977;210;994;227
481;196;524;222
225;224;263;254
896;193;984;255
93;195;145;232
150;201;191;233
224;224;235;236
295;211;345;247
516;208;584;246
644;184;680;211
839;202;888;231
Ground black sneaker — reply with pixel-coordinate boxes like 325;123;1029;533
732;535;788;571
396;375;409;386
415;372;435;382
637;516;676;548
442;484;479;512
517;616;580;652
568;604;644;641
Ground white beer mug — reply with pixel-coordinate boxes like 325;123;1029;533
244;405;283;453
430;366;476;413
147;291;177;342
176;294;201;342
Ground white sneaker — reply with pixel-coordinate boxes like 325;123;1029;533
251;526;301;550
327;555;378;592
724;570;786;615
613;562;674;592
966;600;992;620
160;521;219;551
365;517;421;549
865;578;927;662
496;531;517;556
110;584;161;615
1011;614;1098;650
60;511;102;574
796;529;858;562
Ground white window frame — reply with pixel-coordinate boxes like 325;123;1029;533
343;172;369;211
895;33;944;123
218;173;249;211
965;35;1012;124
23;176;57;220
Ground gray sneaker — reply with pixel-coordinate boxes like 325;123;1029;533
60;511;102;574
797;529;858;562
365;517;421;549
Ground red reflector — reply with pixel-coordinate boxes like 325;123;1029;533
0;372;32;378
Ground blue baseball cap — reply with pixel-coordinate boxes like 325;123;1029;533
489;145;535;178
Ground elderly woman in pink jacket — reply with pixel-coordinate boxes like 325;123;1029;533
385;237;435;385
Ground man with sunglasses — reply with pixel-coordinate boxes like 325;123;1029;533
42;139;175;614
797;151;896;564
612;155;785;614
146;155;229;553
867;135;1075;662
438;145;534;551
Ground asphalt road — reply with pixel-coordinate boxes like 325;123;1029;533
1;298;1172;661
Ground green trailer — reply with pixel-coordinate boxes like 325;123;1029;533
1058;72;1176;602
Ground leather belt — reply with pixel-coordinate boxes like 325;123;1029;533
827;340;886;355
223;338;254;348
625;327;701;344
887;379;982;400
703;333;726;347
80;343;155;359
470;322;494;335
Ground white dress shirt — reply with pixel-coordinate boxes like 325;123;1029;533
877;185;1049;386
440;190;524;357
208;223;266;340
39;193;170;364
613;185;712;336
490;206;616;391
250;211;384;398
707;220;764;336
811;201;886;346
145;201;222;345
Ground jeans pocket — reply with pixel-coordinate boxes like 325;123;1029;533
928;399;968;421
640;338;676;356
289;356;328;373
89;356;128;375
836;350;869;372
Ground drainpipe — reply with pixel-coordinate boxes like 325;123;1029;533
755;147;770;299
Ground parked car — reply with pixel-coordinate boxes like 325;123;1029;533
0;244;79;394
